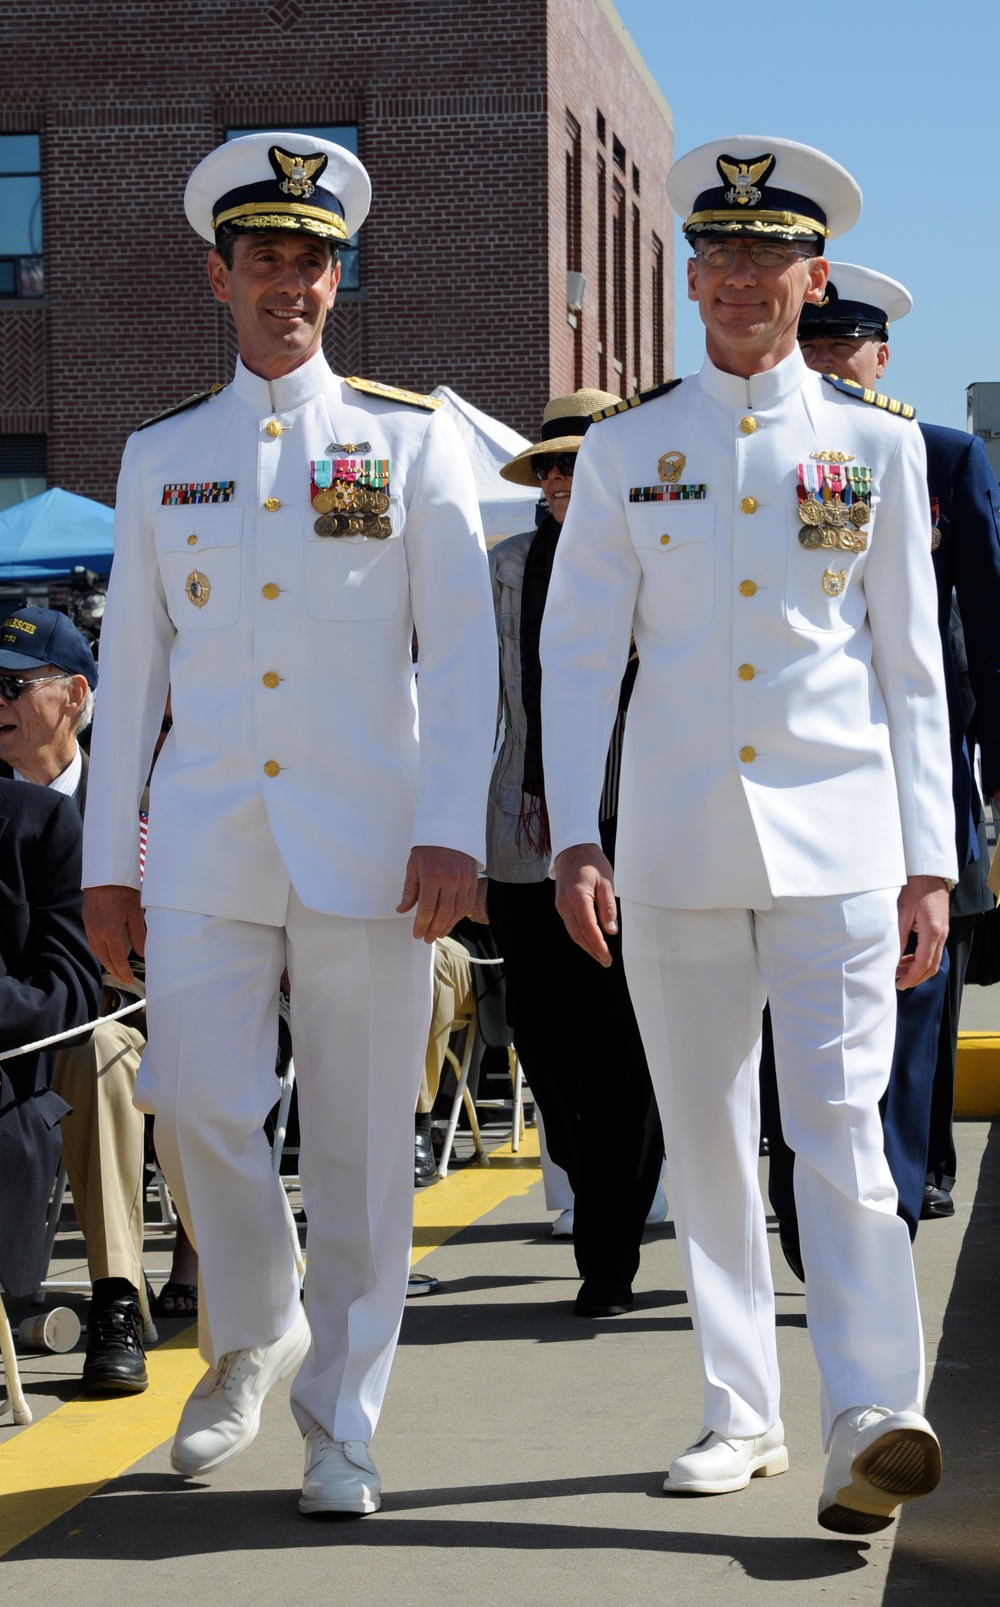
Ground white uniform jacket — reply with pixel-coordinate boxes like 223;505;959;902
540;347;957;908
83;350;497;923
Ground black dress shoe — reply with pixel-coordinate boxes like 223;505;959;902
82;1296;148;1394
414;1129;439;1188
777;1215;805;1282
574;1281;633;1318
920;1184;955;1220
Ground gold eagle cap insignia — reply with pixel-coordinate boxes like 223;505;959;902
717;153;775;207
270;146;327;199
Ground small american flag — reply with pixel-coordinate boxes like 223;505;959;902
139;812;149;880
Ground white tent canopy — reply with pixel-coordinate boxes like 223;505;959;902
431;385;539;540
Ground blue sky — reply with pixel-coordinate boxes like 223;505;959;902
613;0;1000;429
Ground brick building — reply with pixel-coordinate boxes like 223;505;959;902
0;0;673;511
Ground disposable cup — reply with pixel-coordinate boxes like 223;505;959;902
18;1306;82;1353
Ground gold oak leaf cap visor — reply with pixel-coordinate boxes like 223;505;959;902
667;135;862;245
799;261;913;341
185;131;372;245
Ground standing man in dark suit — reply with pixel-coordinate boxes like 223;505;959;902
761;265;1000;1250
0;607;150;1390
0;777;102;1301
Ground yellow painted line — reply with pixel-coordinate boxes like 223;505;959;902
956;1031;1000;1119
411;1126;540;1263
0;1128;541;1558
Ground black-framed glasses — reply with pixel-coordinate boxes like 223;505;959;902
694;241;815;269
0;671;69;702
532;452;577;481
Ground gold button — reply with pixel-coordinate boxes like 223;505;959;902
740;416;757;434
739;745;757;763
741;496;758;514
262;672;281;689
659;533;671;546
738;664;756;682
266;421;283;438
261;582;280;600
263;760;281;778
187;534;198;546
739;580;757;597
264;497;281;512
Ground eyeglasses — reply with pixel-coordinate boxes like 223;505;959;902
532;453;577;481
0;671;70;702
694;241;815;269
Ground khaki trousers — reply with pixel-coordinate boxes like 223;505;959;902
417;935;475;1114
54;1019;146;1286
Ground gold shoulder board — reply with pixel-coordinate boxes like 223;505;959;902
137;384;227;432
345;376;442;410
592;377;683;422
821;372;916;420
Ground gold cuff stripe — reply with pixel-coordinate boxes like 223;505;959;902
212;200;349;240
685;208;830;239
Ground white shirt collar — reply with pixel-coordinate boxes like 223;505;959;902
15;745;83;799
696;343;809;411
231;346;335;413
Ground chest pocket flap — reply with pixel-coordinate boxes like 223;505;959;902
154;506;244;629
627;501;715;630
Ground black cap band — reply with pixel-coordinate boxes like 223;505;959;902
540;414;592;441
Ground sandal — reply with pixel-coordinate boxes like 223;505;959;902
152;1281;198;1318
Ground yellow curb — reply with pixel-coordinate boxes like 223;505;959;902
0;1127;541;1558
956;1032;1000;1119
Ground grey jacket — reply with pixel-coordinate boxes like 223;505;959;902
485;531;549;884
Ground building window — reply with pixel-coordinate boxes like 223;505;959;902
632;205;642;393
597;156;608;390
612;135;626;173
224;126;361;290
632;163;640;197
596;110;606;146
652;234;665;385
0;434;46;511
0;135;43;299
612;178;627;395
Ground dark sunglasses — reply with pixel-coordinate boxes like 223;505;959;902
532;453;577;482
0;671;69;701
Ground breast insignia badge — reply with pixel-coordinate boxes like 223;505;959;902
185;571;211;608
658;451;686;484
797;461;871;552
822;568;847;596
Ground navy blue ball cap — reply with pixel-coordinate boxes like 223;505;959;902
0;607;98;687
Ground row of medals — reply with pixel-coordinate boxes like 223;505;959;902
312;480;391;539
797;492;869;553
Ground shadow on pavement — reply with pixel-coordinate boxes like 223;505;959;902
883;1120;999;1605
8;1473;873;1581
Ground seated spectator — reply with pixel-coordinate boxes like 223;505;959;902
0;607;150;1389
0;777;102;1301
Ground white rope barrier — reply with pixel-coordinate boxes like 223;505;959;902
0;998;145;1063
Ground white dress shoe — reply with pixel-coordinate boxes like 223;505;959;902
818;1406;941;1534
645;1181;668;1226
663;1420;788;1494
299;1426;382;1515
171;1304;310;1475
551;1208;574;1238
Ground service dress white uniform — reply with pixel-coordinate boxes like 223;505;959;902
84;347;497;1443
540;345;957;1445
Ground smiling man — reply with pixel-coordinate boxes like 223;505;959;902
540;137;956;1532
82;133;496;1515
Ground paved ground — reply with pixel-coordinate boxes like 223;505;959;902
1;1098;996;1606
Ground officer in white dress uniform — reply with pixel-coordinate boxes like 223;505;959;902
82;132;497;1515
540;137;957;1533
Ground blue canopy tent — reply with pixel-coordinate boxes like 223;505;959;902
0;488;114;580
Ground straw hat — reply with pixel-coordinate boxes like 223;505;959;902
500;389;621;487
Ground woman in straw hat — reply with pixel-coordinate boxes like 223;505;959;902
480;391;665;1317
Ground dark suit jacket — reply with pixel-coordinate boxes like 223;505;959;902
0;748;88;815
0;778;102;1296
921;424;1000;915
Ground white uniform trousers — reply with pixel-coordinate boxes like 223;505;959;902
138;892;433;1444
621;891;925;1448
